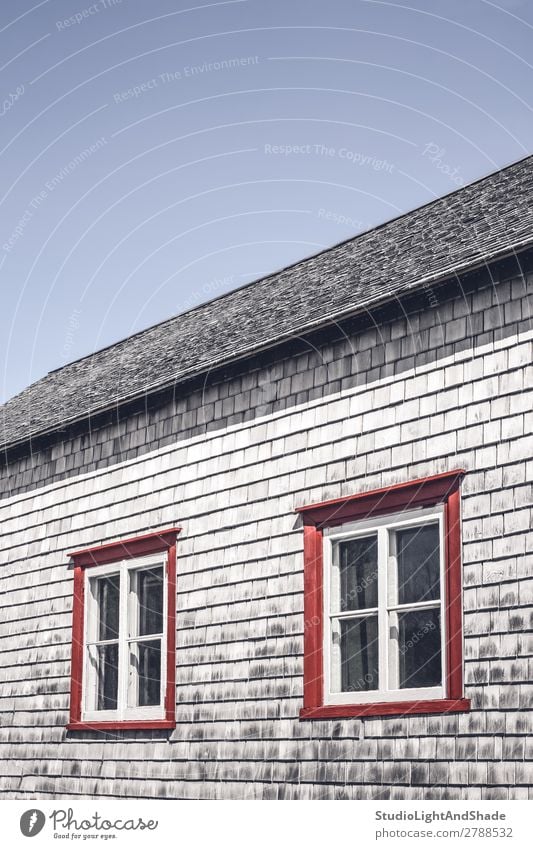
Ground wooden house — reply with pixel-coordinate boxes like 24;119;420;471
1;156;532;799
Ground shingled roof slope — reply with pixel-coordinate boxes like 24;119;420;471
2;154;533;450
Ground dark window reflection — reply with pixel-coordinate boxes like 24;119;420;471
136;639;162;706
339;535;378;611
340;616;379;692
138;567;164;636
97;643;119;710
398;608;441;688
397;524;440;605
97;574;120;641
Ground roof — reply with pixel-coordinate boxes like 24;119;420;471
2;154;533;451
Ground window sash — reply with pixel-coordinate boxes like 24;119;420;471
82;554;167;722
323;506;445;705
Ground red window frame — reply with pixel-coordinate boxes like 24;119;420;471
296;471;470;719
66;527;180;731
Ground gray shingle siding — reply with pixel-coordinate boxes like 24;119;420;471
0;267;531;799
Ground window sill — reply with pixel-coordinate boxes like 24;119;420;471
66;720;175;731
300;697;470;719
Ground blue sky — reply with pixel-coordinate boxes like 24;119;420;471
1;0;532;402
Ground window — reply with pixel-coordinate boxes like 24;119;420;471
297;471;470;718
67;528;179;730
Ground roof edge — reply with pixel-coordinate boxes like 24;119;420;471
2;237;531;455
44;153;533;377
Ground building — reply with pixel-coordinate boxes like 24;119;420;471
0;156;532;800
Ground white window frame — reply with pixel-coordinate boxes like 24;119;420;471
323;505;445;705
82;553;168;722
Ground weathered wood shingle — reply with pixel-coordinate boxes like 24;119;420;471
0;269;532;799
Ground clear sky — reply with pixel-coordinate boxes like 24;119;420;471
1;0;532;402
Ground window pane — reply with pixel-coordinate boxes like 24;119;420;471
138;567;164;636
338;535;378;611
135;639;162;706
97;643;119;710
398;608;441;688
397;524;440;605
339;616;379;692
97;574;120;640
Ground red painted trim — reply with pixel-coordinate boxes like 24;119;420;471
67;528;179;731
67;721;175;731
300;698;471;720
296;470;465;527
299;472;467;719
303;523;323;709
165;542;177;725
69;566;85;725
68;527;181;568
445;488;464;700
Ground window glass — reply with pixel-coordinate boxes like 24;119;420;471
340;616;379;692
398;608;441;689
136;639;162;706
396;524;440;605
138;567;164;636
96;644;119;710
338;535;378;611
97;574;120;640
